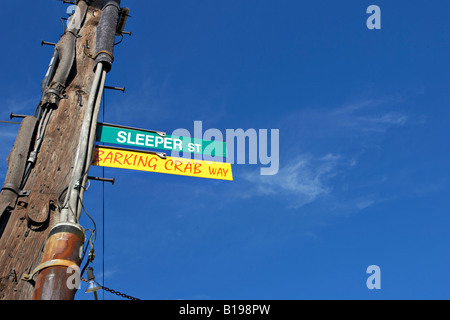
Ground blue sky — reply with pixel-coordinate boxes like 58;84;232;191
1;0;450;300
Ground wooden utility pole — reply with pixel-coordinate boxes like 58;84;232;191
0;0;124;300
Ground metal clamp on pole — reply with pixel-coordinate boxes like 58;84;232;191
21;259;77;282
26;200;55;228
116;7;130;36
1;183;30;197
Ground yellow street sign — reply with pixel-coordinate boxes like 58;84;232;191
92;146;233;181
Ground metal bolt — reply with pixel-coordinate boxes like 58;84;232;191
105;86;126;93
10;112;27;120
41;40;56;47
87;176;115;185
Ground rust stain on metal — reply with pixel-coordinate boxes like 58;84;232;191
31;231;84;300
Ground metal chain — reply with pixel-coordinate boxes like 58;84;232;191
81;277;141;300
101;285;140;300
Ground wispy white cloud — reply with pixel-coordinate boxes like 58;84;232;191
284;97;410;138
241;153;349;208
330;100;408;133
101;268;119;280
0;124;20;181
236;96;413;211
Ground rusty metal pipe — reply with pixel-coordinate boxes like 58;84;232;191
31;223;85;300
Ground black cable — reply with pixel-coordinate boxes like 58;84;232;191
114;34;124;46
80;228;95;277
79;200;97;278
57;186;68;212
20;107;52;190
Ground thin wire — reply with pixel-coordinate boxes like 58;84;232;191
59;17;67;34
102;167;105;300
0;120;21;125
80;229;94;277
102;88;106;300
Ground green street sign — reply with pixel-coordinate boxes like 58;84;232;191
96;123;228;157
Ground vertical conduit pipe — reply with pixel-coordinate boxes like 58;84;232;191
77;67;107;221
61;62;105;223
63;0;122;223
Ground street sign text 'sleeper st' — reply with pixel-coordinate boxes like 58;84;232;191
92;146;233;181
96;123;228;157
